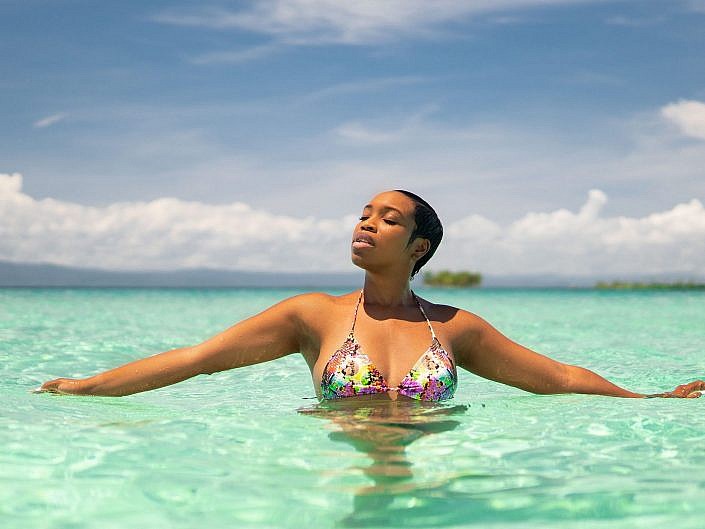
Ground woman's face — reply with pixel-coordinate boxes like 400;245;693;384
350;191;428;275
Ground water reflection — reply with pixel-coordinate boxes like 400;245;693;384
298;396;468;527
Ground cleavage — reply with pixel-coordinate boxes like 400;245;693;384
351;331;433;388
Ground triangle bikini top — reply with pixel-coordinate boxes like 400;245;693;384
320;291;457;401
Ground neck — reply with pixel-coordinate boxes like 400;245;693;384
362;271;414;306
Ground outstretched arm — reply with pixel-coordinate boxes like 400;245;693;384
38;295;309;397
455;311;650;398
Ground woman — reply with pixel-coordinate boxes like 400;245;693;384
39;190;703;399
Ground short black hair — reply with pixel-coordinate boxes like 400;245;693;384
394;190;443;279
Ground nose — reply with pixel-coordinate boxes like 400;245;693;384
360;219;376;232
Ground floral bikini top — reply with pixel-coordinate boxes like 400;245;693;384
321;291;457;401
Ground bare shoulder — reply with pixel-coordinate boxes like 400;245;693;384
276;290;360;321
448;307;487;331
415;297;483;326
277;291;361;354
414;296;487;339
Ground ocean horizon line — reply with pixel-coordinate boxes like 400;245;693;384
1;260;702;289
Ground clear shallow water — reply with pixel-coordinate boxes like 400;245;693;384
2;287;705;529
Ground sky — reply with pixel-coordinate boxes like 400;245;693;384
1;0;705;278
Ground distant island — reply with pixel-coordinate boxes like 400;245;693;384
596;280;705;290
424;270;482;288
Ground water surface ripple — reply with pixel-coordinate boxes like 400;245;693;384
1;287;704;528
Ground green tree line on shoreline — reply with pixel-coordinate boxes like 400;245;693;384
422;271;705;289
595;280;705;290
423;270;482;287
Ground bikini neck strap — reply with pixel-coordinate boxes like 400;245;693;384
412;291;437;340
348;290;364;339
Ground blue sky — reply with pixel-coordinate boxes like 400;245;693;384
2;1;705;276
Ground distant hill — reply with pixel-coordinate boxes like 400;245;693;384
0;260;362;288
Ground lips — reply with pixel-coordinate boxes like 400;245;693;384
352;232;375;248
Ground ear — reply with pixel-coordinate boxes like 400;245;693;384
411;238;430;262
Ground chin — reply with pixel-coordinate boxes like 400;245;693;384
351;253;366;271
351;252;380;274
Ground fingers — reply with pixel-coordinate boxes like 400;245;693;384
35;378;67;394
644;381;705;399
666;380;705;398
684;380;705;391
33;383;59;393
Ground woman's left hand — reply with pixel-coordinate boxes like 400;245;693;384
646;380;705;398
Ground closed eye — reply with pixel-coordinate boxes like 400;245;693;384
384;219;398;225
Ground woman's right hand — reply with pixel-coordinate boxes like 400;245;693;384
36;378;84;395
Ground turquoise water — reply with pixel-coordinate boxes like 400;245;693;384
2;287;705;528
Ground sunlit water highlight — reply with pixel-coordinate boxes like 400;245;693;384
1;287;704;528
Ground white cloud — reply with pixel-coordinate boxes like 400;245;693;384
152;0;599;45
188;43;281;64
2;174;704;278
25;97;703;228
299;99;705;227
301;76;426;103
0;173;354;272
437;189;705;276
335;122;406;144
333;104;441;144
661;99;705;140
33;113;67;129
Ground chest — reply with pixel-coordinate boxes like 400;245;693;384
310;311;456;396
